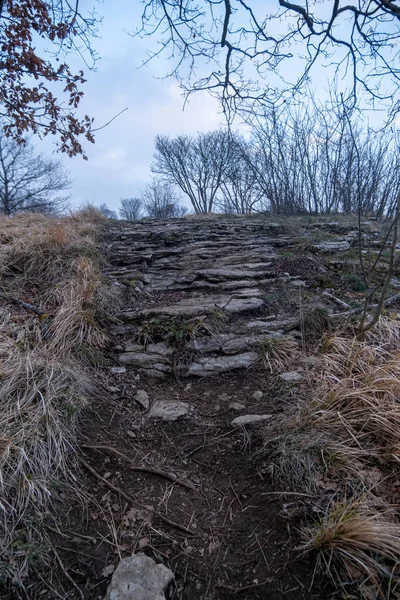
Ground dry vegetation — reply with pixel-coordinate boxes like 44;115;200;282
263;315;400;598
0;210;121;588
2;210;400;599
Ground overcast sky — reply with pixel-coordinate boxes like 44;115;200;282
36;1;388;215
36;0;226;213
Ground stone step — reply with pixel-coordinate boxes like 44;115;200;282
102;215;362;379
119;293;264;321
114;331;296;377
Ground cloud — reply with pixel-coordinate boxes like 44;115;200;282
33;3;226;212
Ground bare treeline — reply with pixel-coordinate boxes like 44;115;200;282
152;105;400;218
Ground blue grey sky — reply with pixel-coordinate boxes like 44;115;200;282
38;0;225;212
36;1;394;214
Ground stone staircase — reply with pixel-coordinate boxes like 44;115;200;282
103;215;366;378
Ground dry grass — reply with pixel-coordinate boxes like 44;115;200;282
48;256;110;354
0;212;100;300
301;305;332;340
75;202;110;224
258;335;299;372
0;210;117;588
262;316;400;597
0;352;90;512
302;500;400;597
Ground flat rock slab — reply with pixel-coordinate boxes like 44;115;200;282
105;554;174;600
110;367;127;375
118;352;170;369
148;400;189;421
231;414;273;427
279;371;304;383
187;352;258;376
196;268;270;281
121;295;264;320
313;241;350;252
246;317;299;332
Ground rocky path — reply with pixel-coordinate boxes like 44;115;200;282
73;215;373;599
104;215;357;379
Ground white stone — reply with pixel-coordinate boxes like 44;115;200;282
187;352;258;376
231;414;273;427
229;402;246;411
105;554;174;600
110;367;126;375
148;400;189;421
313;241;350;252
135;390;149;409
279;371;304;383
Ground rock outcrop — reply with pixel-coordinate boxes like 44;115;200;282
103;215;375;378
105;554;174;600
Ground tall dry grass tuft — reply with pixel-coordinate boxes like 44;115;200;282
302;500;400;595
0;210;115;587
73;202;109;224
48;256;109;354
262;316;400;597
0;353;90;512
0;212;100;295
259;335;299;372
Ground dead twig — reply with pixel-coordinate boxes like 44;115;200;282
77;455;196;536
81;444;197;491
322;291;351;310
50;542;85;600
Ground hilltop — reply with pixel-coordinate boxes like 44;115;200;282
1;212;400;600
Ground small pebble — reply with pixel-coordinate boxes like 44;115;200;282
110;366;126;375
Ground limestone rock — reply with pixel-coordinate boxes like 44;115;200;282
135;390;149;409
196;268;267;281
105;554;174;600
279;371;304;383
118;352;170;369
313;241;350;252
148;400;189;421
121;294;263;320
187;352;258;376
229;402;246;411
231;414;273;427
110;367;126;375
246;318;299;332
290;279;307;288
146;342;173;356
252;391;263;400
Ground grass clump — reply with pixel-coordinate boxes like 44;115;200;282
0;353;90;511
301;305;332;339
0;210;117;591
262;316;400;597
301;500;400;597
136;316;212;347
258;335;299;372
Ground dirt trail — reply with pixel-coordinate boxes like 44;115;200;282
54;215;371;599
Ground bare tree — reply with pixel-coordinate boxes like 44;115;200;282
152;131;230;213
98;203;118;219
143;180;188;219
0;133;71;216
246;104;400;216
119;198;143;220
217;135;265;214
139;2;400;118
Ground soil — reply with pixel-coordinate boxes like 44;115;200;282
31;362;337;600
